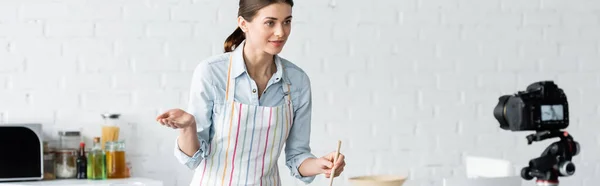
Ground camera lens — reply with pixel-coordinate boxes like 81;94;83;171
494;95;511;130
559;161;575;176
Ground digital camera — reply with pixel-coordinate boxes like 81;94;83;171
493;81;569;131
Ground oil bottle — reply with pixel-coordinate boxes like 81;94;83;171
87;137;106;179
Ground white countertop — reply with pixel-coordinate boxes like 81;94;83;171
0;177;163;186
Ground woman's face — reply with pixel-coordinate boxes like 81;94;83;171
240;3;292;55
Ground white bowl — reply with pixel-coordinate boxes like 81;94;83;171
348;175;407;186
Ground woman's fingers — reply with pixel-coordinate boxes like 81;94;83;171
159;118;175;128
335;161;346;170
167;120;175;128
167;120;179;129
173;122;185;128
336;154;345;165
156;111;170;121
335;167;343;177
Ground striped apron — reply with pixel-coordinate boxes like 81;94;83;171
191;56;294;186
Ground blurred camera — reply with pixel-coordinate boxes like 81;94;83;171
493;81;569;131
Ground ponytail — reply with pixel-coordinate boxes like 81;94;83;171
224;27;245;52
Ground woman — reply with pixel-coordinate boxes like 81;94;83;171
156;0;346;185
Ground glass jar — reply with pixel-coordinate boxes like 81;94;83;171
58;131;81;150
55;149;77;179
106;140;129;179
102;113;121;150
43;142;56;180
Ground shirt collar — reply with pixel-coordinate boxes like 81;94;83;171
230;41;291;85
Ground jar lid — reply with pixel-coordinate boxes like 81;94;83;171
102;113;121;119
58;131;80;136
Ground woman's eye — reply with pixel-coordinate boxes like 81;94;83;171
265;21;274;26
284;20;292;24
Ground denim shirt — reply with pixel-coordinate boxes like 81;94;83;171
174;41;317;184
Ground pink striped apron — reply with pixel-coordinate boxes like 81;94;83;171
191;56;294;186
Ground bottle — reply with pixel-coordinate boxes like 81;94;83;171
87;137;107;180
101;113;121;150
76;142;87;179
106;140;128;178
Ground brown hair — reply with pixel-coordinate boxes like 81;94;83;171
224;0;294;52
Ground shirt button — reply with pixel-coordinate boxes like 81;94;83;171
252;89;256;93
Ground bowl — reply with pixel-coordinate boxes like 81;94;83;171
348;175;407;186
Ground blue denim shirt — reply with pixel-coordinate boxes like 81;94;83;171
174;41;317;184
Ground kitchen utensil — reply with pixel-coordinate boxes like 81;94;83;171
329;140;342;186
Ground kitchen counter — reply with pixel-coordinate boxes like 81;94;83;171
0;177;162;186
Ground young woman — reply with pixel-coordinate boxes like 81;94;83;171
156;0;346;185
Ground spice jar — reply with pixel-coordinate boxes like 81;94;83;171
55;149;77;179
43;142;56;180
58;131;81;150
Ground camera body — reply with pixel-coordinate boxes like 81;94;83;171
493;81;579;186
494;81;569;132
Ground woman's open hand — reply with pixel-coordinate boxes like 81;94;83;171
156;109;195;129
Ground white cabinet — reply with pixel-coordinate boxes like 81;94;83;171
0;178;163;186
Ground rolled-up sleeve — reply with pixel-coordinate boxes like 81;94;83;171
285;73;317;184
174;61;215;170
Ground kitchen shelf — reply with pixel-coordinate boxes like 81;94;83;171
0;177;163;186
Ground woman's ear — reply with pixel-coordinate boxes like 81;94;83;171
237;16;248;32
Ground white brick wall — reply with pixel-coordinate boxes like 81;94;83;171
0;0;598;185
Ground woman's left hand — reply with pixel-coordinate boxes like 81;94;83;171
320;151;346;178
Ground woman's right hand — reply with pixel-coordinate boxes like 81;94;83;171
156;108;195;129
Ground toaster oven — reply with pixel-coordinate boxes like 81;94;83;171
0;123;43;182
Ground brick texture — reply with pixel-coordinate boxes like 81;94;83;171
0;0;598;186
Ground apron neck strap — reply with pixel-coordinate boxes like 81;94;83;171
225;55;235;102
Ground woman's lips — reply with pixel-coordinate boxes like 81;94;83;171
270;40;284;47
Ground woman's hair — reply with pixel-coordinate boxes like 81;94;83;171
223;0;294;52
